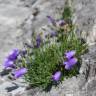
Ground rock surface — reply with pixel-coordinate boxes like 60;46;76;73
0;0;96;96
73;0;96;45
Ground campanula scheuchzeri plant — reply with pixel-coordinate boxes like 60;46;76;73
2;4;87;89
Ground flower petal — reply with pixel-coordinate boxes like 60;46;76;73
3;59;15;69
64;58;78;70
52;71;61;81
57;19;65;26
47;16;56;26
65;64;72;70
35;35;41;48
65;50;76;59
13;68;27;78
50;31;57;37
7;48;19;61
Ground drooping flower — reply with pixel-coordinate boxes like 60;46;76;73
35;35;41;48
52;71;61;81
20;49;27;56
7;48;19;61
50;31;57;37
63;58;78;70
57;19;65;26
47;16;56;26
3;59;15;69
65;50;76;59
13;68;27;78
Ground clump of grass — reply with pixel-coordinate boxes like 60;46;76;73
21;5;87;89
24;44;61;88
23;32;86;88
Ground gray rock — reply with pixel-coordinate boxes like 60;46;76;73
19;0;38;7
72;0;96;45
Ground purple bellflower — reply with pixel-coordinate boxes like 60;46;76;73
7;48;19;61
52;71;61;81
64;58;78;70
35;35;41;48
3;59;15;69
20;49;27;56
13;68;27;78
65;50;76;59
47;16;56;26
50;31;57;37
57;19;65;26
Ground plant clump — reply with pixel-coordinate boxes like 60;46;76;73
2;5;87;90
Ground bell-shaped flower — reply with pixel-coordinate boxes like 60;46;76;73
35;35;41;48
63;58;78;70
7;48;19;61
50;31;57;37
57;19;65;26
3;59;15;69
20;49;27;56
65;50;76;59
52;71;61;81
13;68;27;78
47;16;56;26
